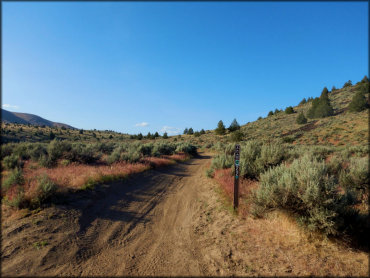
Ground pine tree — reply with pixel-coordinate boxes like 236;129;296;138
215;120;226;135
163;132;168;139
343;80;352;88
296;112;307;124
200;129;205;134
360;75;369;83
348;91;368;112
307;87;334;118
183;128;188;135
154;132;159;138
299;98;307;105
268;111;274;117
228;118;240;132
137;133;143;140
188;128;194;135
315;87;334;117
285;106;294;114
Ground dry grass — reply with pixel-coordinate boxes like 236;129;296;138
213;168;258;217
3;154;189;204
235;211;369;276
21;161;150;199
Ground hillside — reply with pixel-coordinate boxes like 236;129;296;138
1;109;75;129
176;79;369;147
239;82;368;146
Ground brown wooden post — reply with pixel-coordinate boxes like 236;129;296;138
234;144;240;211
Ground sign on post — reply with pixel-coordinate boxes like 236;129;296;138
234;144;240;210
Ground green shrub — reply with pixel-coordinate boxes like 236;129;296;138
268;111;274;117
66;143;100;164
47;140;72;166
257;142;285;170
239;140;263;179
228;119;240;132
285;106;294;114
307;88;334;118
31;175;57;208
326;155;343;177
253;155;357;236
175;143;197;156
282;136;295;143
343;80;352;87
139;143;154;156
296;112;307;124
299;98;307;105
120;150;141;163
97;142;116;154
28;144;47;161
3;186;26;209
215;120;226;135
339;157;369;191
348;91;368;112
1;143;16;159
2;154;23;170
2;168;25;191
230;130;244;142
211;153;233;170
206;168;214;178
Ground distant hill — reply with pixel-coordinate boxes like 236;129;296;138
1;109;75;129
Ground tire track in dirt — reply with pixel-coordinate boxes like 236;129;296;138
1;154;213;276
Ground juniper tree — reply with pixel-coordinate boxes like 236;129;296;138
299;98;307;105
285;106;294;114
296;112;307;124
215;120;226;135
343;80;352;88
348;91;369;112
228;118;240;132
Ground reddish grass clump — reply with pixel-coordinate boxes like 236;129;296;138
22;161;150;194
141;157;175;168
213;168;258;216
162;153;188;162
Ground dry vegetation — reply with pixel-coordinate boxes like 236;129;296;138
204;78;369;257
1;139;197;213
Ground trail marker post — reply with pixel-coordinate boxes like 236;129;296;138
234;144;240;211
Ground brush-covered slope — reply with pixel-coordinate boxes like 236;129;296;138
239;81;369;146
1;109;75;129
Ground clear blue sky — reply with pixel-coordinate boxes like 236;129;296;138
3;2;368;135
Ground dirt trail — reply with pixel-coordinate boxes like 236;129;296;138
2;154;213;276
2;153;368;277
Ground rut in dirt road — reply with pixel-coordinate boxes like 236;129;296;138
1;154;213;276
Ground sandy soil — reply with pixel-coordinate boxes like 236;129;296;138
1;153;368;276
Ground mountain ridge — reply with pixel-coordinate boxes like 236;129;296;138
1;109;75;129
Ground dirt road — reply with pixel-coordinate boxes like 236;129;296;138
2;154;213;276
2;153;368;276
